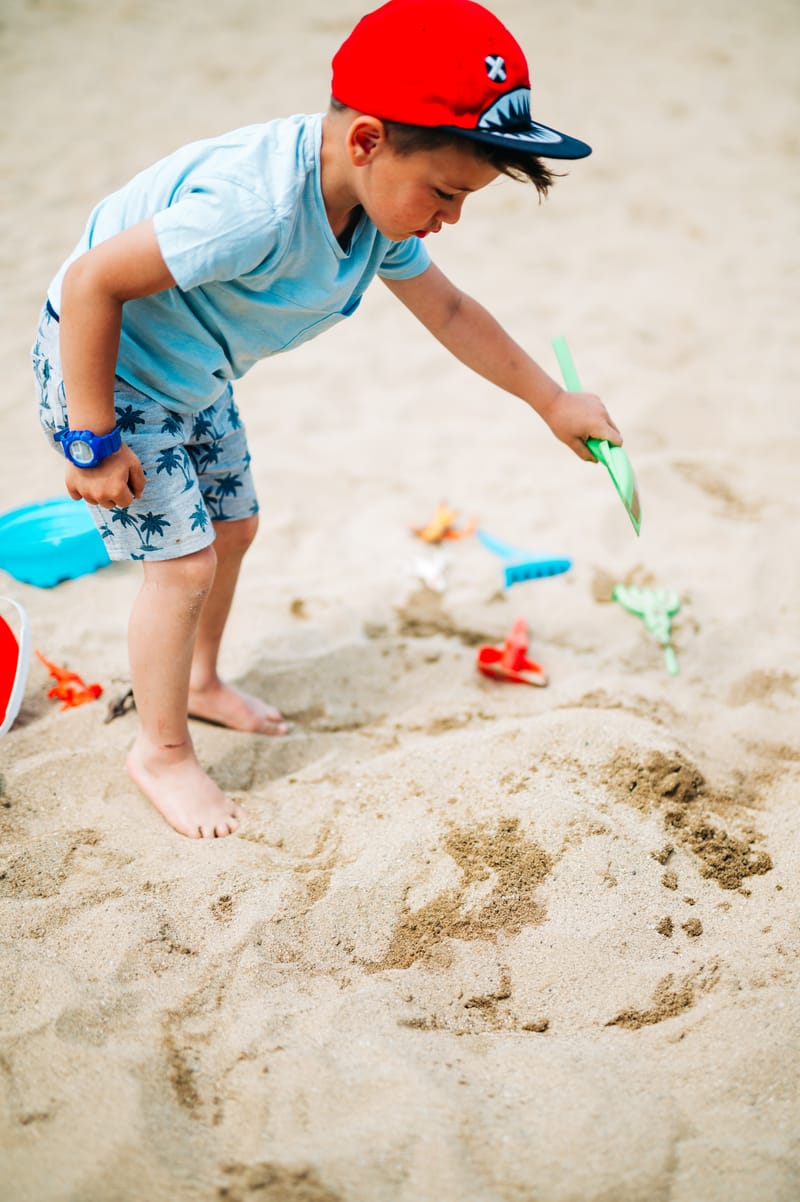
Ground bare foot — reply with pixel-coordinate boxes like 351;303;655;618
188;678;289;735
127;735;245;838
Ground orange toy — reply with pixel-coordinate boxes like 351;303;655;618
35;650;103;710
412;503;477;544
476;618;548;687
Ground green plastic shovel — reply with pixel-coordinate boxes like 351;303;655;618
612;584;681;675
552;336;642;536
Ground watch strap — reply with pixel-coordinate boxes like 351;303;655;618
55;426;123;467
92;427;123;459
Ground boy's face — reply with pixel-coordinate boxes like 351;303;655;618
351;127;500;242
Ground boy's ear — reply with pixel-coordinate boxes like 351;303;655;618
347;116;387;165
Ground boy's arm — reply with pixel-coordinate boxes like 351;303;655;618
383;262;621;461
58;219;177;508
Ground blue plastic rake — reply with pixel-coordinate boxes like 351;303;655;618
477;530;572;588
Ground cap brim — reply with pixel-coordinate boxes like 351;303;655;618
440;121;591;160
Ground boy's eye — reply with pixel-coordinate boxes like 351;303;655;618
434;188;455;202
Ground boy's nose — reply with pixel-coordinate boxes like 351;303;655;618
439;198;465;225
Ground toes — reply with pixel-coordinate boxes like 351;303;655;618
260;715;290;736
197;810;243;838
217;813;241;837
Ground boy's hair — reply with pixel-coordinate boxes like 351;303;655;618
330;97;557;198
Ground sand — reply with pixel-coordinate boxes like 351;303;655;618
1;1;799;1199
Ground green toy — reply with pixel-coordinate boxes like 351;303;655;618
551;336;642;536
612;584;681;675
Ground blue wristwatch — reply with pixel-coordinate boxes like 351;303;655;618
55;426;122;469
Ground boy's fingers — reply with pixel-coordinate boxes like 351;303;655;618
574;439;598;462
604;416;623;444
583;412;622;448
64;461;141;508
129;460;146;498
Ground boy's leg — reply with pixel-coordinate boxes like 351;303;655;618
187;514;288;734
33;332;282;836
126;546;246;839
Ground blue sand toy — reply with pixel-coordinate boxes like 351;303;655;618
0;498;110;588
477;529;572;588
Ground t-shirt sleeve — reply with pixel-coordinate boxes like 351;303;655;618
377;235;431;280
153;181;281;289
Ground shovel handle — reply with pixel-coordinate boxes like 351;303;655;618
553;337;607;463
552;336;582;393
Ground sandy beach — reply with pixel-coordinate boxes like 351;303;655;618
1;1;799;1199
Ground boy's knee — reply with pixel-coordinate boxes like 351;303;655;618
145;544;218;595
181;545;219;595
214;514;259;556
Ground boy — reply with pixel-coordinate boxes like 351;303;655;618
32;0;621;839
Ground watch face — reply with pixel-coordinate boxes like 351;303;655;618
69;439;95;466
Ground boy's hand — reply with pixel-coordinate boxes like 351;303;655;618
544;388;623;461
65;444;145;509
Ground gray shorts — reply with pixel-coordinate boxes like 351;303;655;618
32;304;258;562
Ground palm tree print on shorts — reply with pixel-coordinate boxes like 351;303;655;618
98;507;174;556
156;445;195;493
32;338;52;407
190;502;210;532
161;412;185;438
115;402;147;434
205;473;246;520
225;398;242;430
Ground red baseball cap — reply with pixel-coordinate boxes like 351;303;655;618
331;0;591;160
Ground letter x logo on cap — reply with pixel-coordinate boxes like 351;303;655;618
484;54;506;82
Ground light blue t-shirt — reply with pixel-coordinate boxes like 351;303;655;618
49;113;430;414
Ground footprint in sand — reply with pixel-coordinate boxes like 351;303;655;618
673;460;763;520
606;963;719;1030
